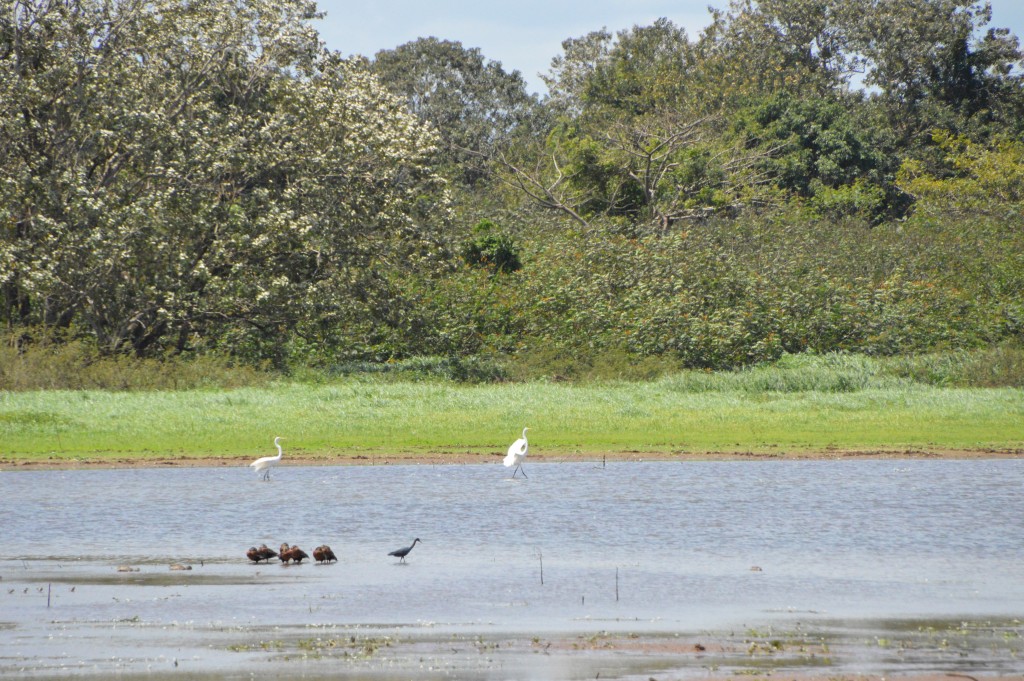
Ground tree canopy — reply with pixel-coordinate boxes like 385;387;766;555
2;0;1022;376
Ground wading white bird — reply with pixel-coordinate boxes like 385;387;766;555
250;436;283;481
503;427;529;478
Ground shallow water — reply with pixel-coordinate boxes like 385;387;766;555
2;459;1023;678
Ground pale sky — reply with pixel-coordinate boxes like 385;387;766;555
313;1;1024;95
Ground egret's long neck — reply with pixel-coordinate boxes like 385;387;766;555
275;444;283;458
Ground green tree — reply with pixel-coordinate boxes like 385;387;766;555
542;28;614;117
371;37;543;186
543;19;713;118
897;132;1024;214
461;219;522;274
504;20;772;230
852;0;1023;139
735;91;899;220
700;0;864;100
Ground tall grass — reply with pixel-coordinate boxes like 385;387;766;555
1;352;1021;463
5;337;1024;392
0;339;272;391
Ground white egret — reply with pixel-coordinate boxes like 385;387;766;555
388;538;421;563
250;436;283;481
503;427;529;478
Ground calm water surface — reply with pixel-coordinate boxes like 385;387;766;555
2;459;1023;677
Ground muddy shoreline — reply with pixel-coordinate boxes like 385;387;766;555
244;621;1024;681
3;447;1022;470
6;616;1022;680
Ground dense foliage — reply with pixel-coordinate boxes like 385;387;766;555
2;0;1022;379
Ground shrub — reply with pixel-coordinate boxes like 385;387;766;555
461;219;523;274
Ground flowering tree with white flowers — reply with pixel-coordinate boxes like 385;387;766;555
0;0;448;362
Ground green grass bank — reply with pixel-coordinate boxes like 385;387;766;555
2;354;1021;466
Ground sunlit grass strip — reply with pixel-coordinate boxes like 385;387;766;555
0;378;1021;463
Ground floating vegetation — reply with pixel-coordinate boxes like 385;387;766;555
229;635;394;660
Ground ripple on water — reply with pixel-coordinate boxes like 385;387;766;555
2;460;1023;677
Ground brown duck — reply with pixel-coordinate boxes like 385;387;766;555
247;544;278;564
313;545;337;564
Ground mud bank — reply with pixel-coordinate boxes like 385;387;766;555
4;616;1021;680
4;447;1022;470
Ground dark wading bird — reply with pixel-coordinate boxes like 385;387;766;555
313;545;337;564
246;544;277;564
503;427;529;478
388;538;421;563
250;436;284;481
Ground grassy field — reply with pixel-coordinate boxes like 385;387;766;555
1;354;1021;465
